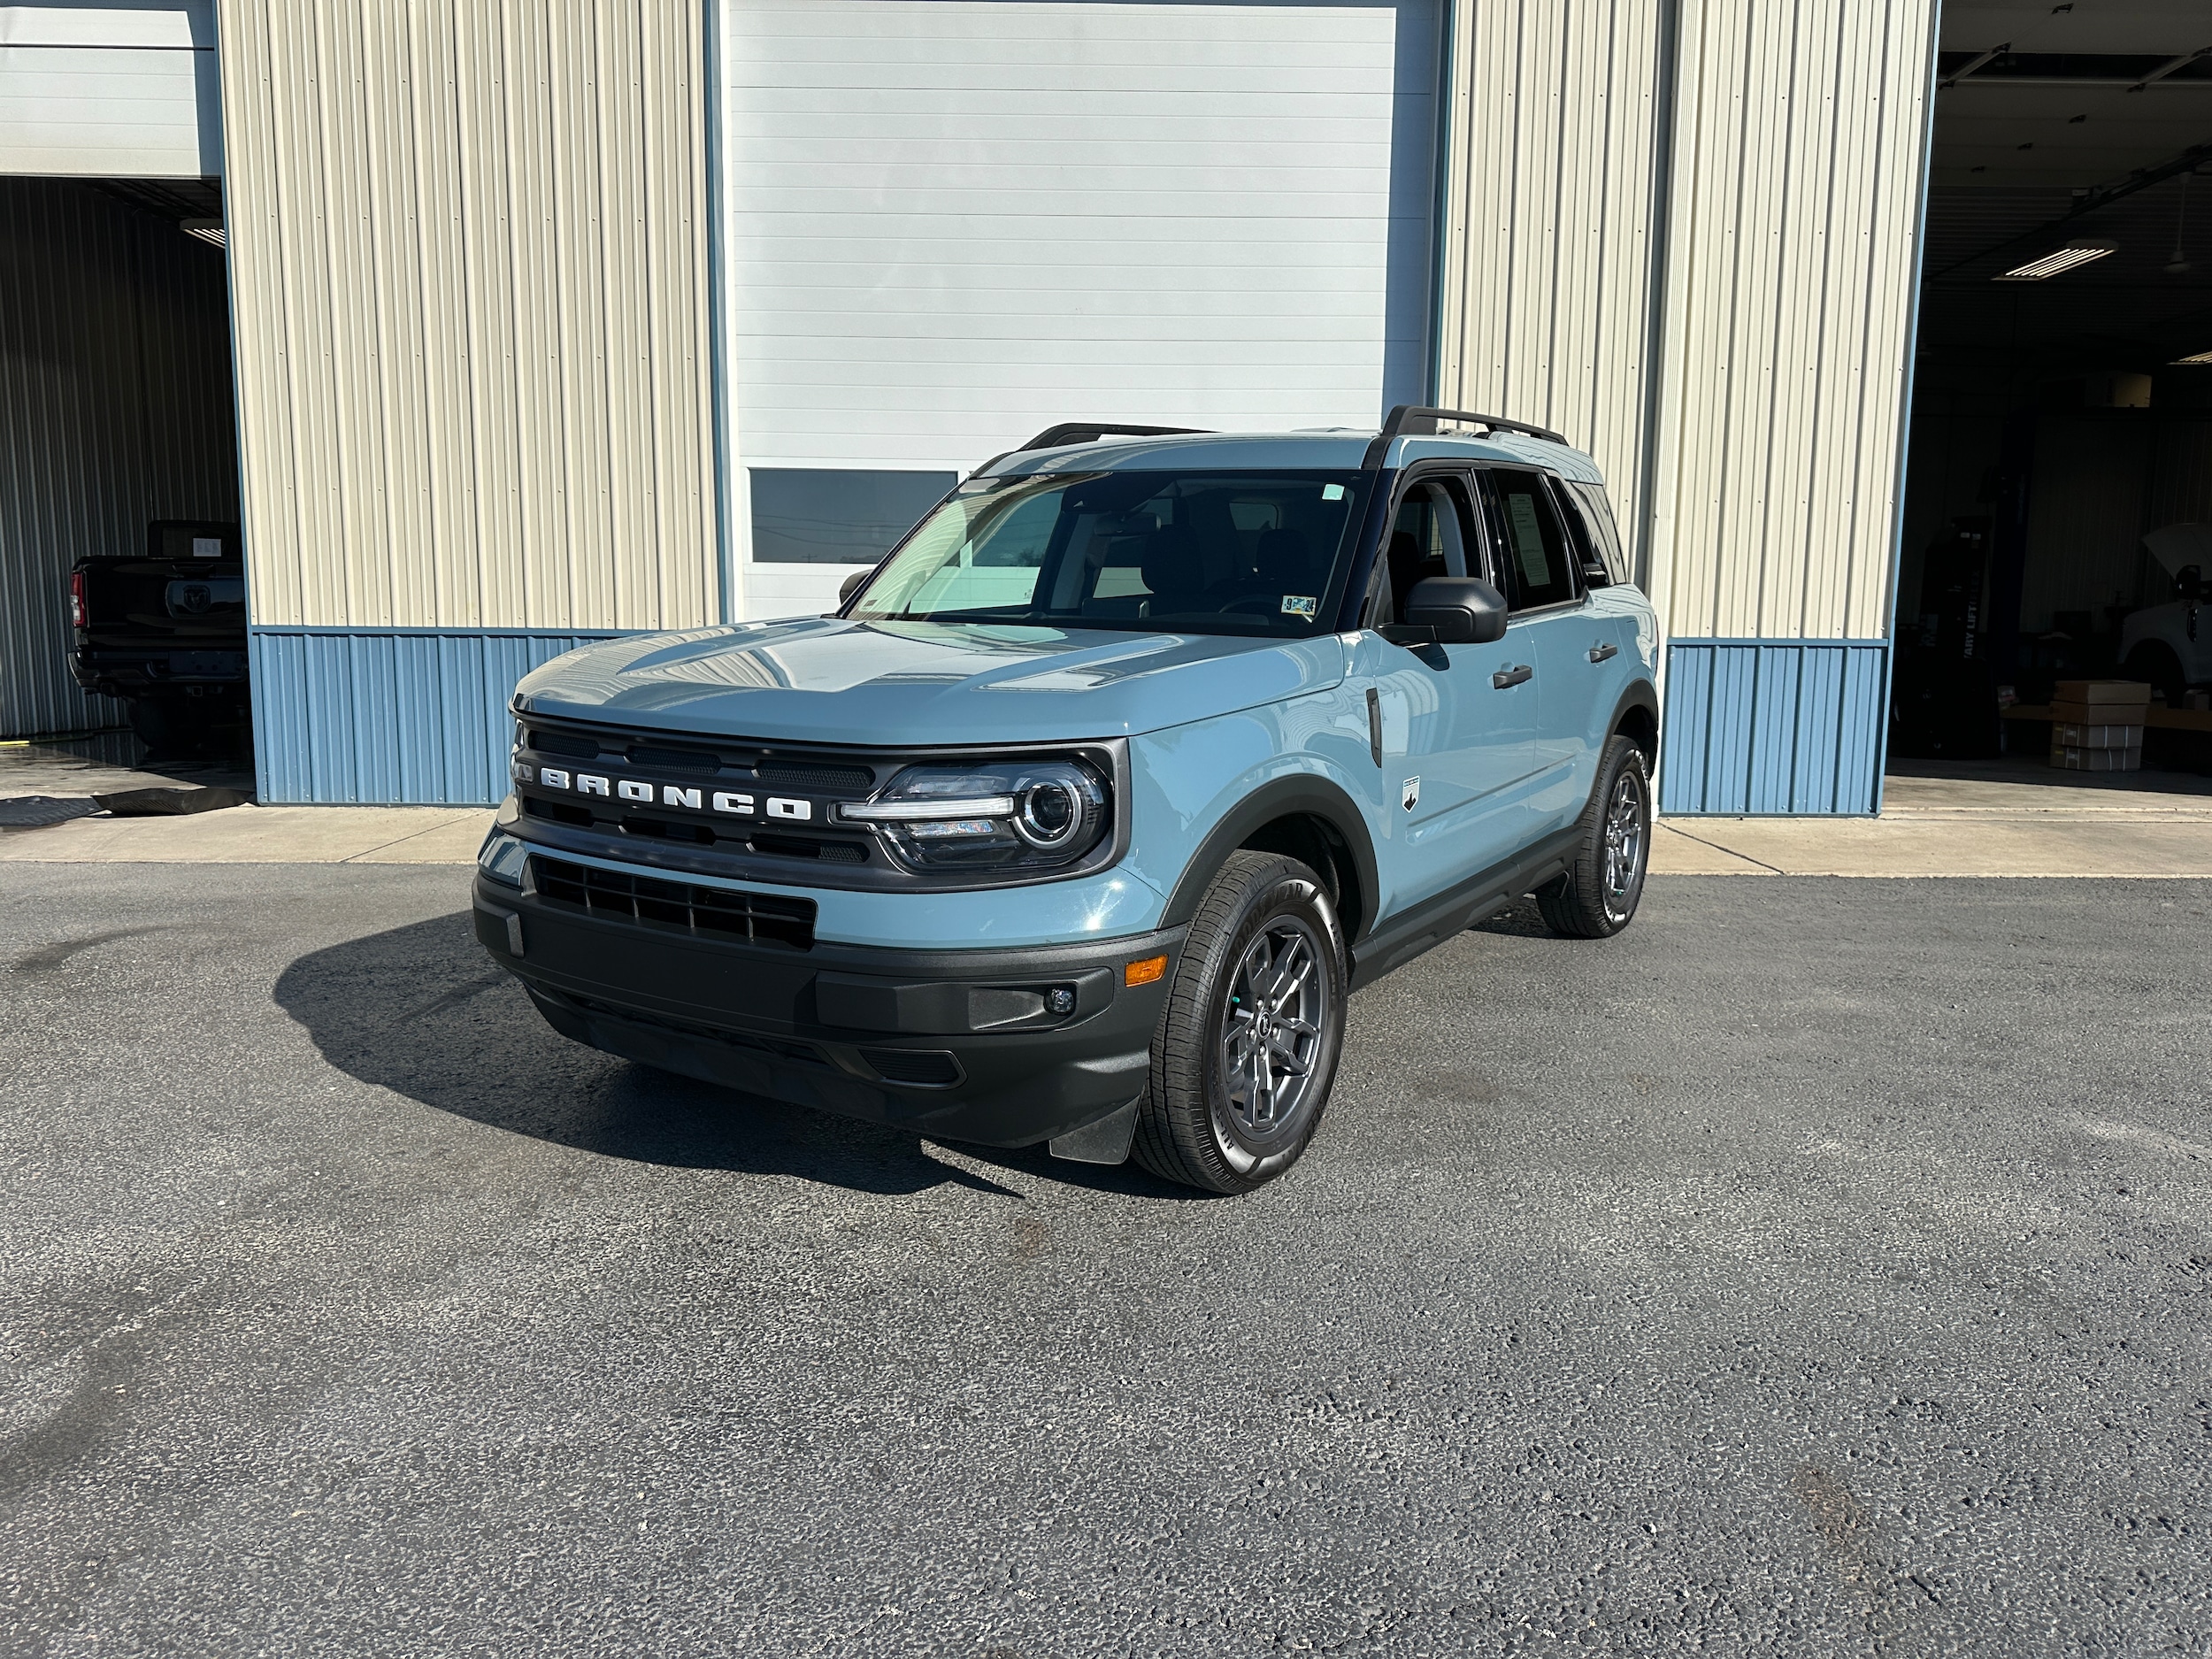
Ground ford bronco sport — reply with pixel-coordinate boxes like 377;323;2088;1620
474;408;1660;1193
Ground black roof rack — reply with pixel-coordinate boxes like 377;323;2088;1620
1017;422;1210;452
1360;404;1568;469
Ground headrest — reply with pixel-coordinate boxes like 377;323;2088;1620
1141;527;1205;608
1256;527;1313;584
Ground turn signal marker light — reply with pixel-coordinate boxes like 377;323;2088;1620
1124;954;1167;987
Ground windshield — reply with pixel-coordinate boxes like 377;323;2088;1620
846;470;1368;635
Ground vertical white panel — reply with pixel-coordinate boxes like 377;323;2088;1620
1642;0;1934;644
219;0;718;633
1435;0;1668;580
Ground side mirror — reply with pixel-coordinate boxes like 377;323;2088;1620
838;569;872;607
1403;576;1509;645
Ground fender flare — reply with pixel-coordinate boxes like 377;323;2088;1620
1159;772;1382;943
1609;678;1661;759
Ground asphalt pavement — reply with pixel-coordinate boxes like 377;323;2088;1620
3;866;2208;1657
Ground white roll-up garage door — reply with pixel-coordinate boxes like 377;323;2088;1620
721;0;1440;617
0;2;220;176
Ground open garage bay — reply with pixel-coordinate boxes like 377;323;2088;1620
2;869;2208;1655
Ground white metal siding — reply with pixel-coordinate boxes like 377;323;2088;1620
1643;0;1935;643
1439;0;1934;647
0;3;220;175
1435;0;1669;580
722;0;1440;618
219;0;717;632
0;176;238;737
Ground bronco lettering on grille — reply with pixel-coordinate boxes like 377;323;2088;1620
519;764;822;823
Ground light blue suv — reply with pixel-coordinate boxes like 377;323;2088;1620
473;408;1659;1192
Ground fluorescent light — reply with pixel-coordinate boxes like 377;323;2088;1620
180;219;225;249
2175;349;2212;365
1995;242;2115;280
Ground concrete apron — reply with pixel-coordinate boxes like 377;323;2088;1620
1656;772;2212;878
3;771;2208;875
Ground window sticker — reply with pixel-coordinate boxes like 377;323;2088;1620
1321;483;1345;501
1280;595;1317;618
1507;493;1550;587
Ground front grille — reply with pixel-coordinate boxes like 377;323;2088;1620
626;742;721;772
532;856;815;950
531;728;602;759
759;760;875;792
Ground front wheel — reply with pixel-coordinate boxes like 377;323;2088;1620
1132;850;1348;1194
1536;735;1652;939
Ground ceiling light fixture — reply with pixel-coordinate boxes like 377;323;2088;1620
180;219;225;249
1996;241;2116;280
2174;349;2212;366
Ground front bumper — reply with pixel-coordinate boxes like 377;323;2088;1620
472;870;1182;1148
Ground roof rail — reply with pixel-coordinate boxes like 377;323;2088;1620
1360;404;1569;468
1017;422;1210;452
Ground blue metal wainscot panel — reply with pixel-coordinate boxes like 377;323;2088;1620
1660;640;1891;817
250;628;628;805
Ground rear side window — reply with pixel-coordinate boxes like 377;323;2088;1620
1558;480;1630;588
1479;469;1578;611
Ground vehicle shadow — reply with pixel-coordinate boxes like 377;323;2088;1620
272;909;1065;1197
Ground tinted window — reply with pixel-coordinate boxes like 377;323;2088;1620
1559;480;1629;587
750;468;958;564
1375;475;1480;626
849;470;1366;636
1482;469;1578;611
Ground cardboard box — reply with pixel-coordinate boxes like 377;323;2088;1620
2051;743;2142;772
2052;680;2152;707
2051;721;2145;749
2049;698;2148;726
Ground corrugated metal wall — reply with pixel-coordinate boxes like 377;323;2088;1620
1434;0;1670;576
1644;0;1934;648
0;177;240;738
1439;0;1935;812
220;0;716;634
217;0;716;801
249;626;618;804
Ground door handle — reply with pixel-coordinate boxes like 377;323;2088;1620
1492;664;1532;689
1588;641;1618;663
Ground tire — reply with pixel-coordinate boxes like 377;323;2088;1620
2122;642;2185;711
1131;850;1348;1194
1535;735;1652;940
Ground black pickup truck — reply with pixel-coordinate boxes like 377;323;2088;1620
68;520;249;755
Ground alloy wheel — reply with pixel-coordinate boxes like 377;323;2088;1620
1217;916;1330;1144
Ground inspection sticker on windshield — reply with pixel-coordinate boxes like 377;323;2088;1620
1321;483;1345;501
1280;595;1317;618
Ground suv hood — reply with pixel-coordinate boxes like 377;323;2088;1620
514;618;1348;746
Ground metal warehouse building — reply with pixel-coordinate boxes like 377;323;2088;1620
4;0;2208;810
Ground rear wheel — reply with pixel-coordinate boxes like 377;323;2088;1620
1132;850;1348;1194
1536;735;1651;939
2122;642;2185;710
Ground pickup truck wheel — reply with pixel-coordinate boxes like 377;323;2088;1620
1133;850;1347;1194
1535;735;1650;939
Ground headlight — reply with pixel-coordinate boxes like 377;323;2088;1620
477;827;528;886
840;758;1110;872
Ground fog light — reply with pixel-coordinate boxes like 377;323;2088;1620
1046;986;1076;1016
